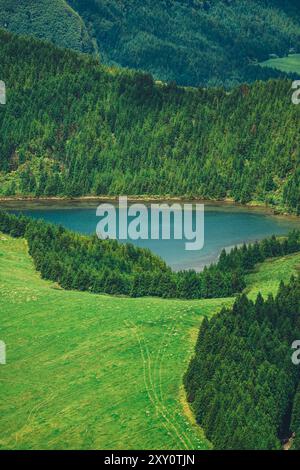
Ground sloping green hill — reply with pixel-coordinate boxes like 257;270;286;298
0;0;95;53
1;1;299;86
0;30;299;213
68;0;300;86
261;54;300;75
1;233;300;449
0;233;218;450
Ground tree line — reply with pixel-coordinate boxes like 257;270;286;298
185;277;300;449
1;210;300;300
0;30;299;213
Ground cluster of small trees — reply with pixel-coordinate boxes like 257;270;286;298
1;211;300;301
185;278;300;449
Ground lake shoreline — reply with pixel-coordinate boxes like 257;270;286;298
1;196;300;272
0;195;298;220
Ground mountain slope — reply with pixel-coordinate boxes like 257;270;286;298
0;0;95;54
1;1;299;86
0;29;299;213
185;272;300;449
0;233;213;450
68;0;300;86
1;232;300;448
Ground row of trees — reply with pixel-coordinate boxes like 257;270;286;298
185;278;300;449
0;29;299;213
1;211;300;300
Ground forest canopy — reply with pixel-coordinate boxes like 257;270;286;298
0;0;95;54
68;0;300;87
1;210;300;300
0;30;299;213
185;276;300;449
1;1;300;87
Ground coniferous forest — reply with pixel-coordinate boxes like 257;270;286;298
0;1;300;453
0;0;95;54
1;210;300;300
69;0;300;87
0;29;299;213
2;0;300;87
185;278;300;450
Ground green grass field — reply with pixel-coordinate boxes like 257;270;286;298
260;54;300;75
1;234;300;450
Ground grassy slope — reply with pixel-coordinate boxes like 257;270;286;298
246;252;300;300
0;0;95;53
260;54;300;75
1;234;300;450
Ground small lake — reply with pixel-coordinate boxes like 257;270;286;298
2;200;300;271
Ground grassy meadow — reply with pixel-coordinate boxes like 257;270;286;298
1;234;300;450
260;54;300;75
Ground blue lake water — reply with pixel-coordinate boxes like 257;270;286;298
3;201;300;271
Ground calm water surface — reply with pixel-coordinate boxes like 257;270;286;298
3;201;300;271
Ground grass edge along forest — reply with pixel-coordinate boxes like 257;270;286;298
1;211;300;300
1;209;300;449
1;232;300;450
260;54;300;76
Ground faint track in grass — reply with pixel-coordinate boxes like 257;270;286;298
125;319;194;449
153;318;196;449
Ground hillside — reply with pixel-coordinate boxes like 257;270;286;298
0;30;299;213
68;0;300;87
0;0;95;54
1;1;300;87
0;233;220;450
185;271;300;449
261;54;300;75
1;233;300;449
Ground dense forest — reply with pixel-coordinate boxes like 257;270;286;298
0;30;299;213
1;211;300;300
0;0;95;54
3;0;299;87
185;277;300;450
68;0;300;87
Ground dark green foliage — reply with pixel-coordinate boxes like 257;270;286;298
291;385;300;449
1;211;300;300
185;278;300;449
2;1;300;86
284;167;300;215
0;30;299;212
69;0;300;87
0;0;95;54
0;210;169;296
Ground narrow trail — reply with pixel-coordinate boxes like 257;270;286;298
143;334;195;450
124;319;195;449
125;320;190;449
153;320;195;449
